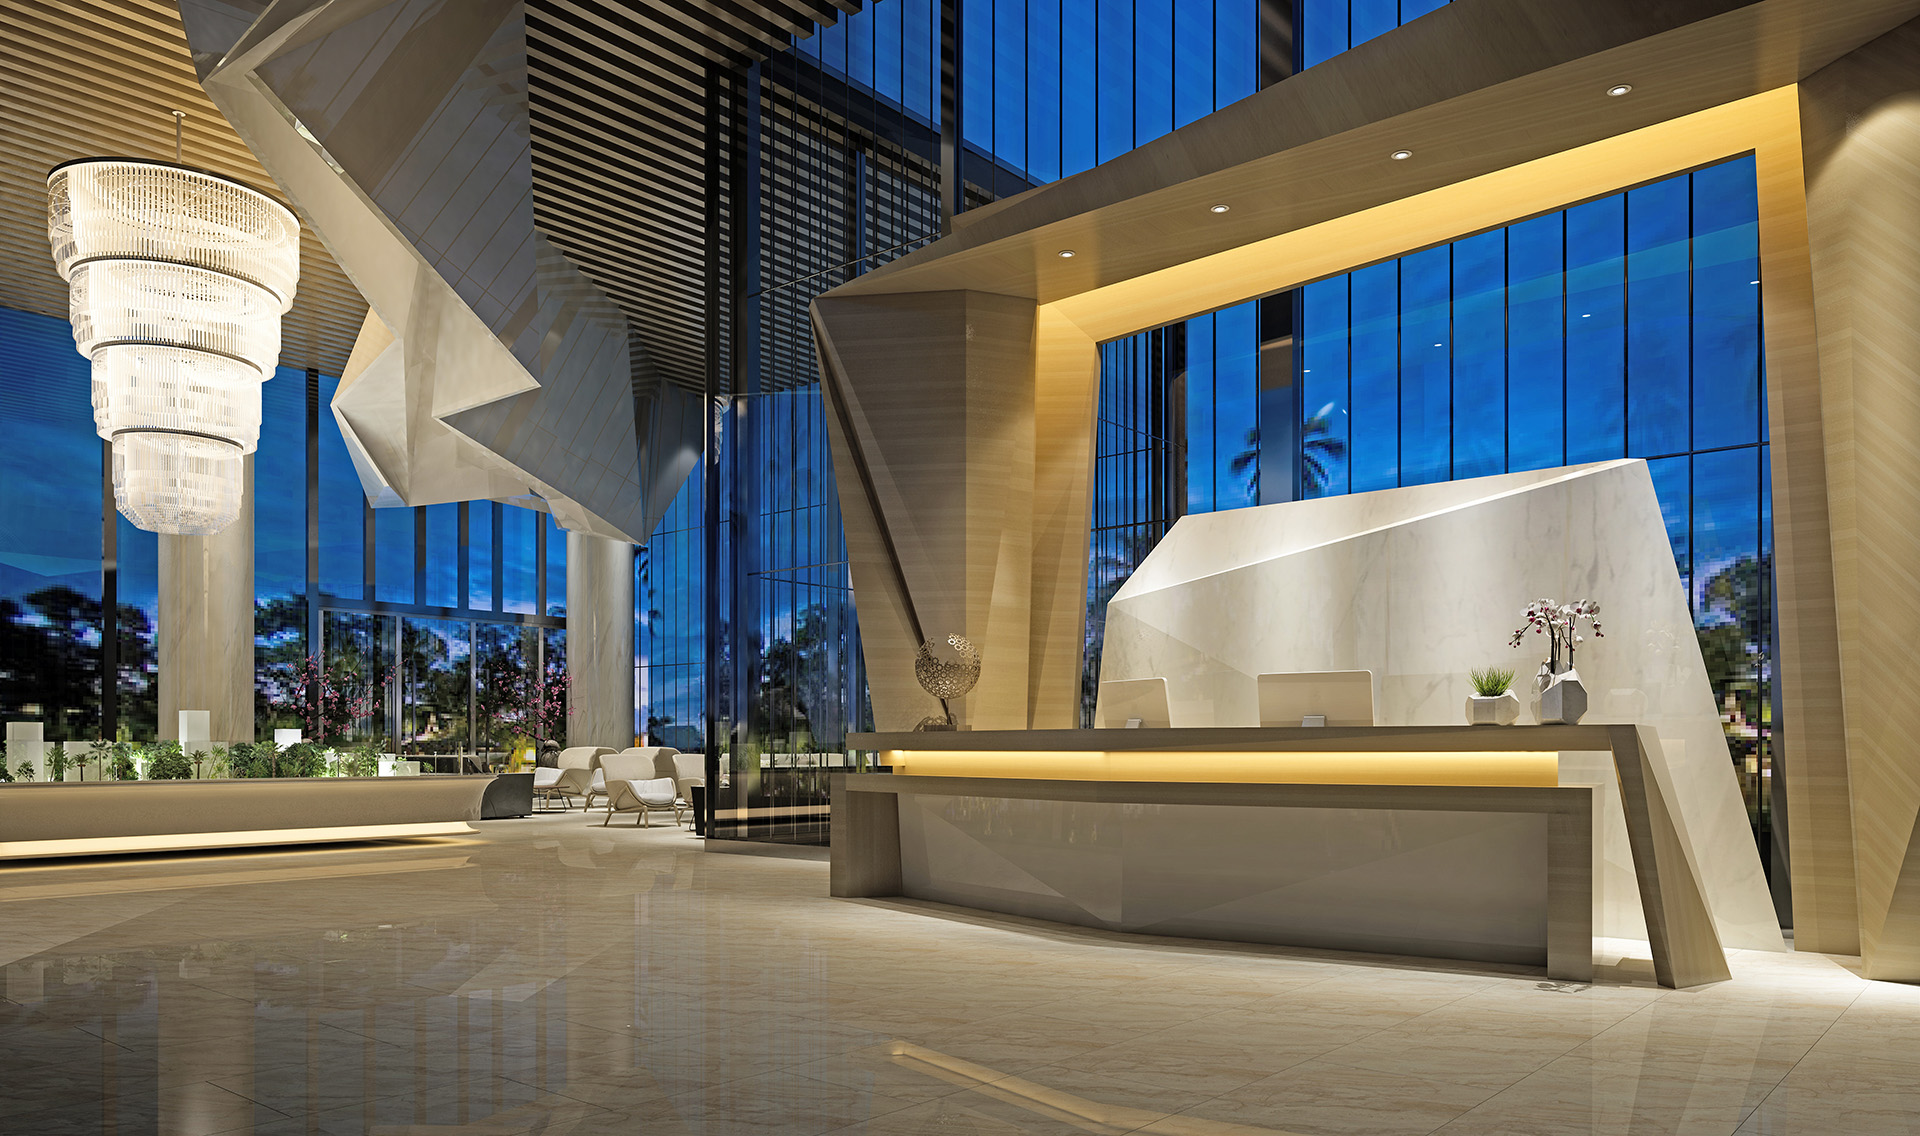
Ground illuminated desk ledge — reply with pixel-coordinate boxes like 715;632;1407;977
838;725;1731;989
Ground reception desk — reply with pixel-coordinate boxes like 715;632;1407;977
836;725;1730;989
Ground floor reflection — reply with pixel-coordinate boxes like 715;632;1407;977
1;815;1916;1135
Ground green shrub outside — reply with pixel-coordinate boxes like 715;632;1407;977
226;741;279;778
106;741;138;781
283;741;327;777
146;741;193;780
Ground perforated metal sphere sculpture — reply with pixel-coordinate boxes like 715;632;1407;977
914;634;980;700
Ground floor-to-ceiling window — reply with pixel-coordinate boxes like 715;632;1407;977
0;305;563;755
0;307;108;742
1299;0;1450;69
1082;155;1778;861
1295;156;1774;846
654;0;1280;841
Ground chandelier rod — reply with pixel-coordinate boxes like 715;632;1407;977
172;110;185;163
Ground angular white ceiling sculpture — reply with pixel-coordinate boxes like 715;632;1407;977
1098;459;1783;953
178;0;698;542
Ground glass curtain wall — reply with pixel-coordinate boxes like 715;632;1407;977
0;306;562;755
1082;155;1777;855
0;307;110;741
1300;0;1450;69
642;0;1276;841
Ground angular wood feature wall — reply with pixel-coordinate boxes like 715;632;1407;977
1754;94;1861;958
1801;17;1920;980
815;291;1095;731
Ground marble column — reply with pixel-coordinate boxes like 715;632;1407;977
565;531;634;750
158;458;255;743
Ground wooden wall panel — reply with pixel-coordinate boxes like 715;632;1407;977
1801;17;1920;979
813;292;1041;731
1026;311;1101;728
1755;93;1861;957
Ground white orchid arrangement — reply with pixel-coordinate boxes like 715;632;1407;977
1511;598;1604;676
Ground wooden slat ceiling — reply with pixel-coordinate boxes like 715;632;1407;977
0;0;367;377
528;0;863;392
2;0;855;388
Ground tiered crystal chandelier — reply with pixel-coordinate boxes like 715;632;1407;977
47;137;299;535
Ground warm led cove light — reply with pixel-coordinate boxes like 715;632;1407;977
1607;84;1633;97
1391;149;1413;160
884;748;1560;787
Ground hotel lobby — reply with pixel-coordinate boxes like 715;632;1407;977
5;0;1920;1132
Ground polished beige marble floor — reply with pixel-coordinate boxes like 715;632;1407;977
1;813;1915;1135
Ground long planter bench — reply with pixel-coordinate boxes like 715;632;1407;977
0;775;497;859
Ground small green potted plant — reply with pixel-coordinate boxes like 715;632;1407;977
1466;665;1521;726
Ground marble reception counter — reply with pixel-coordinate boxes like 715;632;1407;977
0;775;493;859
837;725;1735;989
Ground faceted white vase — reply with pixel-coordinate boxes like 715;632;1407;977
1465;691;1522;725
1540;671;1589;724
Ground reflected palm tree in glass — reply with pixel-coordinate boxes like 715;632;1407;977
1225;404;1350;505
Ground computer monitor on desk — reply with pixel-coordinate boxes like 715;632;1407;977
1094;677;1172;728
1257;670;1375;727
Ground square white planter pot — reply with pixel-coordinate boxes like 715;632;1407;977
1540;672;1589;724
1465;691;1522;725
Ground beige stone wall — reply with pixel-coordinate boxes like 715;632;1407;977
1802;17;1920;978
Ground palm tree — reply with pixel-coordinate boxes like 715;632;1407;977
1229;426;1260;504
1301;403;1348;496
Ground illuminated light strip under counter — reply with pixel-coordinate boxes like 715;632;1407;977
879;748;1556;786
852;724;1638;789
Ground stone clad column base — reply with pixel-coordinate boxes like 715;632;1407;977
158;457;255;743
566;531;635;751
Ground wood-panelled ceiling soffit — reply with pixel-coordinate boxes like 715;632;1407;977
0;0;366;376
830;0;1920;330
527;0;864;394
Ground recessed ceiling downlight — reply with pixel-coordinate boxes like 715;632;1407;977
1391;149;1413;161
1607;84;1633;97
1209;204;1230;214
1057;249;1076;258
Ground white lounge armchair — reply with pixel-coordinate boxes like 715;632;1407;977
668;752;705;806
536;746;612;810
599;751;683;827
591;746;678;813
